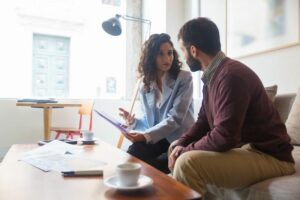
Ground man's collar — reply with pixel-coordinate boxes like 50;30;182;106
201;51;226;85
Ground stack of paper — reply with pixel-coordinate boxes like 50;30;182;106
20;140;106;172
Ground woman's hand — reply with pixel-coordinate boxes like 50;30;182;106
123;131;146;143
168;145;184;171
119;108;135;125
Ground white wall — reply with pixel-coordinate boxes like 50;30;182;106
199;0;300;94
239;45;300;94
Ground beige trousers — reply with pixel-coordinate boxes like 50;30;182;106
172;144;295;196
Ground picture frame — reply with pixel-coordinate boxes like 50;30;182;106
226;0;300;58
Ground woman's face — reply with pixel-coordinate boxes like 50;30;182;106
156;42;174;73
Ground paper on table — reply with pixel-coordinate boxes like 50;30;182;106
20;140;106;172
94;109;130;135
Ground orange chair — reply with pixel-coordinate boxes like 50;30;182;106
51;100;94;139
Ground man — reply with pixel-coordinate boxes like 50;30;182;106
168;17;295;196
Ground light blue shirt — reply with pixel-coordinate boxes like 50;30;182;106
133;70;195;144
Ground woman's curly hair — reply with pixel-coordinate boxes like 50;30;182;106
137;33;182;92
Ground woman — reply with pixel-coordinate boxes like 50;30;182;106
119;33;194;173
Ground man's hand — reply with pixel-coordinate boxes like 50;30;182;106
168;145;184;171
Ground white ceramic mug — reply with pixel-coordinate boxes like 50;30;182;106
81;130;94;141
116;162;141;186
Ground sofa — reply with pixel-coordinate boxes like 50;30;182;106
206;91;300;200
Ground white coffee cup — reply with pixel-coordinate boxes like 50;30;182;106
81;130;94;141
116;162;141;186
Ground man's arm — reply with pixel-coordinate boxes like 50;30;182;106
176;98;210;147
180;74;250;154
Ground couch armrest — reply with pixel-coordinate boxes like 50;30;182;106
274;93;296;122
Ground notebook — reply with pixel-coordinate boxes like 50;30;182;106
17;98;58;103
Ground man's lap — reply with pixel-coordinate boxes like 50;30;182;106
173;144;295;189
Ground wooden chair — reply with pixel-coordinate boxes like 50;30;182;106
51;100;94;139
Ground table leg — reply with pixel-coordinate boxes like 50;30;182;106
43;108;52;140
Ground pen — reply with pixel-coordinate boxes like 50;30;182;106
62;170;103;176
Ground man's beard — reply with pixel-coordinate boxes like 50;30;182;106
186;51;202;72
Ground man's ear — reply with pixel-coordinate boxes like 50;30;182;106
190;45;197;57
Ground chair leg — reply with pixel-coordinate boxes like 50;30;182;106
66;133;71;140
117;134;124;149
55;132;61;140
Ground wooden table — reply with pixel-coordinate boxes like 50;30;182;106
0;142;201;200
16;102;82;140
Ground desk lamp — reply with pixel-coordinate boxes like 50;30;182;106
101;14;151;148
102;14;151;37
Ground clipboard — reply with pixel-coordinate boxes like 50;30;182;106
94;109;130;135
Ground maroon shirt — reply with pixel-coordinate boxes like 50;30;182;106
177;58;294;163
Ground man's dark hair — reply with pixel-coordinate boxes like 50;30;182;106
178;17;221;56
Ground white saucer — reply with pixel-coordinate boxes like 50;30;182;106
104;175;153;190
78;138;98;144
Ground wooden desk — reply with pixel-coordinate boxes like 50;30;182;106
0;142;201;200
16;102;81;140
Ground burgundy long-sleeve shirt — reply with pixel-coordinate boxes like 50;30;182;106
177;57;294;163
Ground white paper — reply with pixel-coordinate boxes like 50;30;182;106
20;140;106;172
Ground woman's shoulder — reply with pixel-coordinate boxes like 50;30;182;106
177;70;192;79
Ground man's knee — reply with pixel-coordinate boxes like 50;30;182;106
175;151;192;168
173;151;200;177
173;151;208;195
173;150;214;178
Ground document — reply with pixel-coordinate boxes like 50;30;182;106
20;140;106;172
94;109;130;135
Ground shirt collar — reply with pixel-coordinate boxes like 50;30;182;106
201;51;226;85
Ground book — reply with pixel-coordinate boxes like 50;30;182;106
17;98;58;103
94;109;130;135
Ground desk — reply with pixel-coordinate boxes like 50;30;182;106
16;102;82;140
0;142;201;200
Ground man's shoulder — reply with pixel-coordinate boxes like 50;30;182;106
219;57;255;77
221;57;247;69
214;57;262;90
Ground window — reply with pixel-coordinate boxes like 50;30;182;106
0;0;126;98
32;34;70;97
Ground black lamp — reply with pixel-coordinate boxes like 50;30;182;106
102;14;151;36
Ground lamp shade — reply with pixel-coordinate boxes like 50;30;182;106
102;16;122;36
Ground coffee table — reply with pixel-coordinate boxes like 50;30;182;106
0;141;201;200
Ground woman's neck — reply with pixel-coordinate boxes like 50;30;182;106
156;71;165;92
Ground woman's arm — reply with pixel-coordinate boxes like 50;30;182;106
144;71;194;143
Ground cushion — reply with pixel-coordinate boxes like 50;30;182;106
265;85;278;102
286;87;300;145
